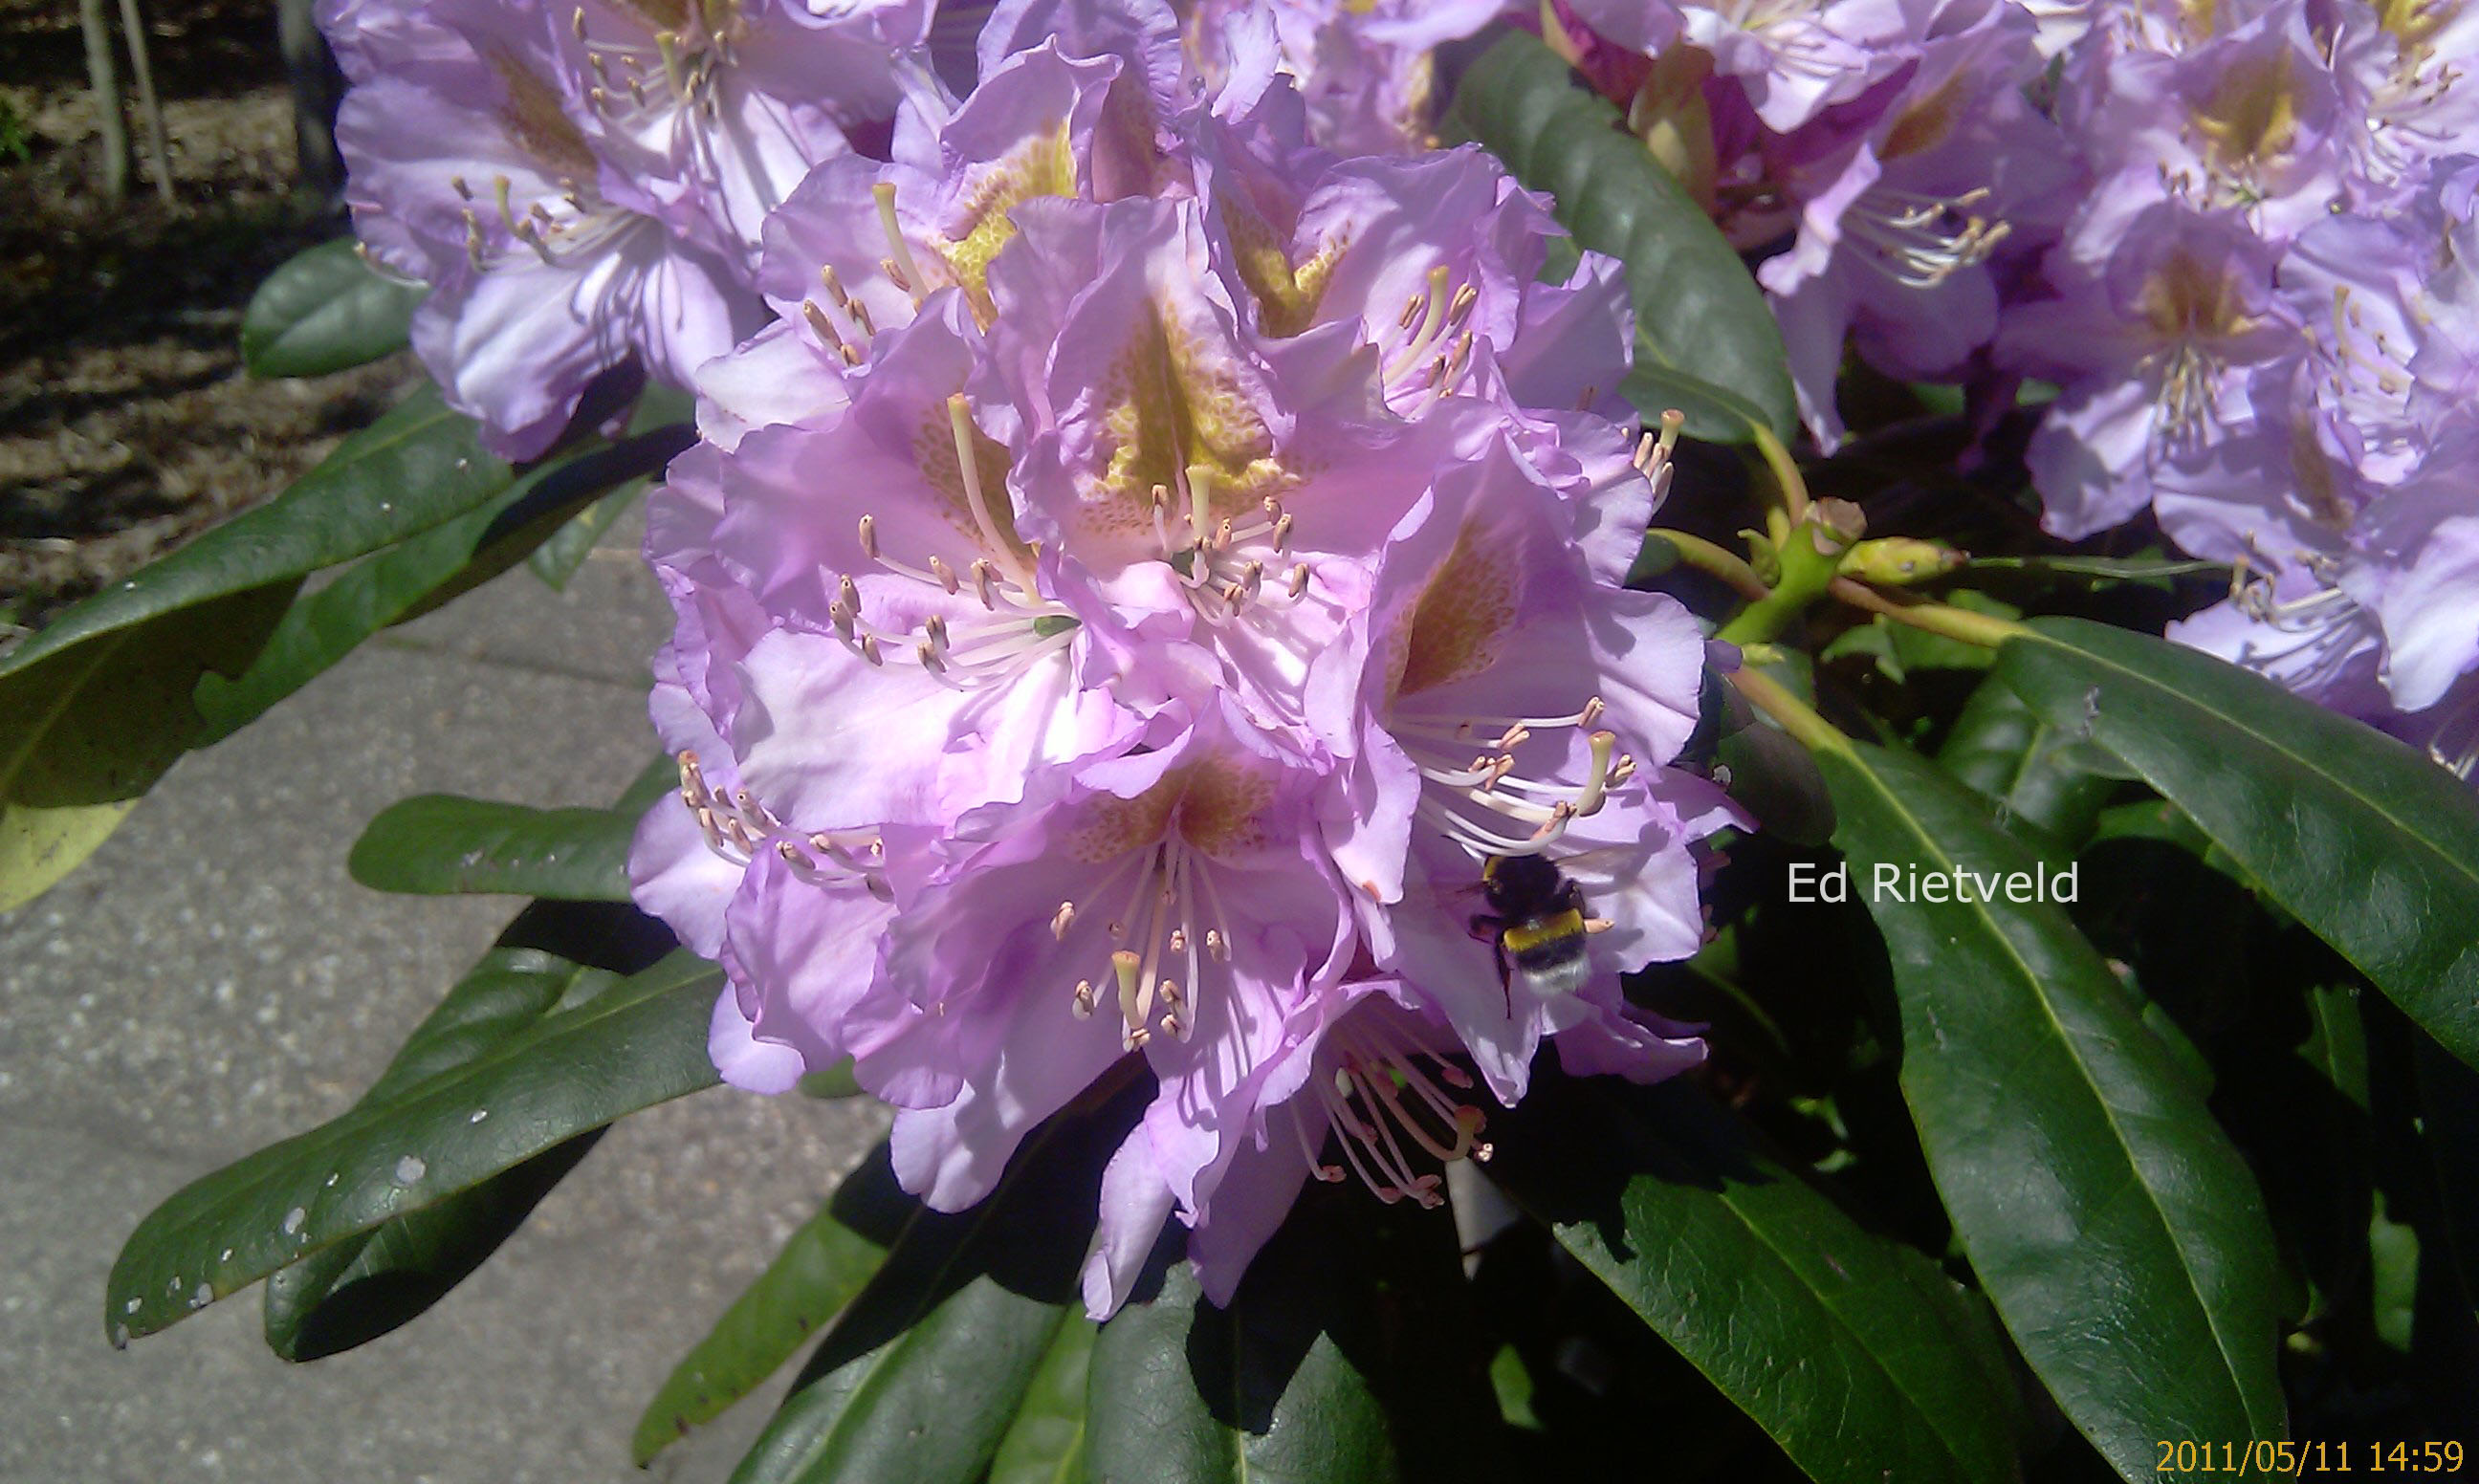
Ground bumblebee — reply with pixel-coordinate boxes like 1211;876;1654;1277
1470;853;1593;1011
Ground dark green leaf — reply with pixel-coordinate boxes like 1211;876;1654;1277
1085;1183;1503;1484
1441;30;1794;441
1997;617;2479;1073
635;1188;897;1464
263;1135;598;1361
529;483;647;590
1;385;514;688
1935;675;2114;846
991;1317;1095;1484
259;900;669;1360
348;795;642;900
1086;1262;1393;1484
240;237;426;378
0;585;296;909
1823;614;1998;681
191;427;688;744
1484;1073;2022;1484
728;1079;1146;1484
106;948;719;1344
1817;740;2288;1476
1705;671;1833;846
732;1276;1067;1484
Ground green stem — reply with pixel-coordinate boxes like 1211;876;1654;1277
1725;665;1849;756
1828;578;2027;648
1649;528;1769;600
1750;424;1810;525
1717;527;1840;646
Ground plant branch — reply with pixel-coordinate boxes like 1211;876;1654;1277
1750;423;1810;525
1649;529;1769;601
1724;663;1848;755
1828;578;2027;648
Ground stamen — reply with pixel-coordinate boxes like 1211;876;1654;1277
1051;901;1076;940
1112;949;1148;1049
1571;731;1617;818
1634;409;1684;501
1384;264;1455;384
873;182;929;306
948;395;1038;592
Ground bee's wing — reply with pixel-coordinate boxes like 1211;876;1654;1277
1546;844;1645;882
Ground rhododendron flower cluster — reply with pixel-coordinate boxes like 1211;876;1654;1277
551;8;1734;1313
1971;0;2479;779
1462;0;2479;777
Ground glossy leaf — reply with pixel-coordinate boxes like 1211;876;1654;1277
258;901;669;1360
727;1080;1145;1484
262;1135;599;1361
0;585;296;910
1702;666;1834;846
1818;740;2288;1477
1086;1260;1393;1484
0;384;514;688
348;795;642;900
1997;617;2479;1072
106;948;720;1343
991;1318;1096;1484
1441;30;1794;441
635;1188;896;1464
1483;1073;2023;1484
240;236;426;378
192;427;689;744
1935;675;2114;846
529;483;646;590
1086;1180;1505;1484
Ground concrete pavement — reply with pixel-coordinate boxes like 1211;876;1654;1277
0;516;888;1483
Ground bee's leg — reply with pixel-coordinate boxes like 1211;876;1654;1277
1467;914;1515;1017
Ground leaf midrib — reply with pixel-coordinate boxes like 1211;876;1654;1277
0;628;129;789
114;957;719;1324
1;400;477;680
1569;1081;1982;1481
2021;627;2479;902
1842;749;2275;1440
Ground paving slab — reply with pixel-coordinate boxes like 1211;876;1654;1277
0;519;888;1483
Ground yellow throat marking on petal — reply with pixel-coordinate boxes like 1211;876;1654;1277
2191;47;2306;174
932;120;1079;316
2377;0;2455;49
1063;759;1274;862
1223;193;1344;339
488;51;598;183
1395;520;1521;696
1174;760;1276;857
614;0;691;34
1065;783;1182;863
1095;300;1291;530
2291;417;2355;529
2139;245;2253;342
1880;68;1972;161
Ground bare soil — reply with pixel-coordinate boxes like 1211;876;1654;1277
0;0;418;630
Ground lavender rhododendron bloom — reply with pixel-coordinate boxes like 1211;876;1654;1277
1963;0;2479;785
1530;0;2064;447
322;0;908;456
626;28;1726;1308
